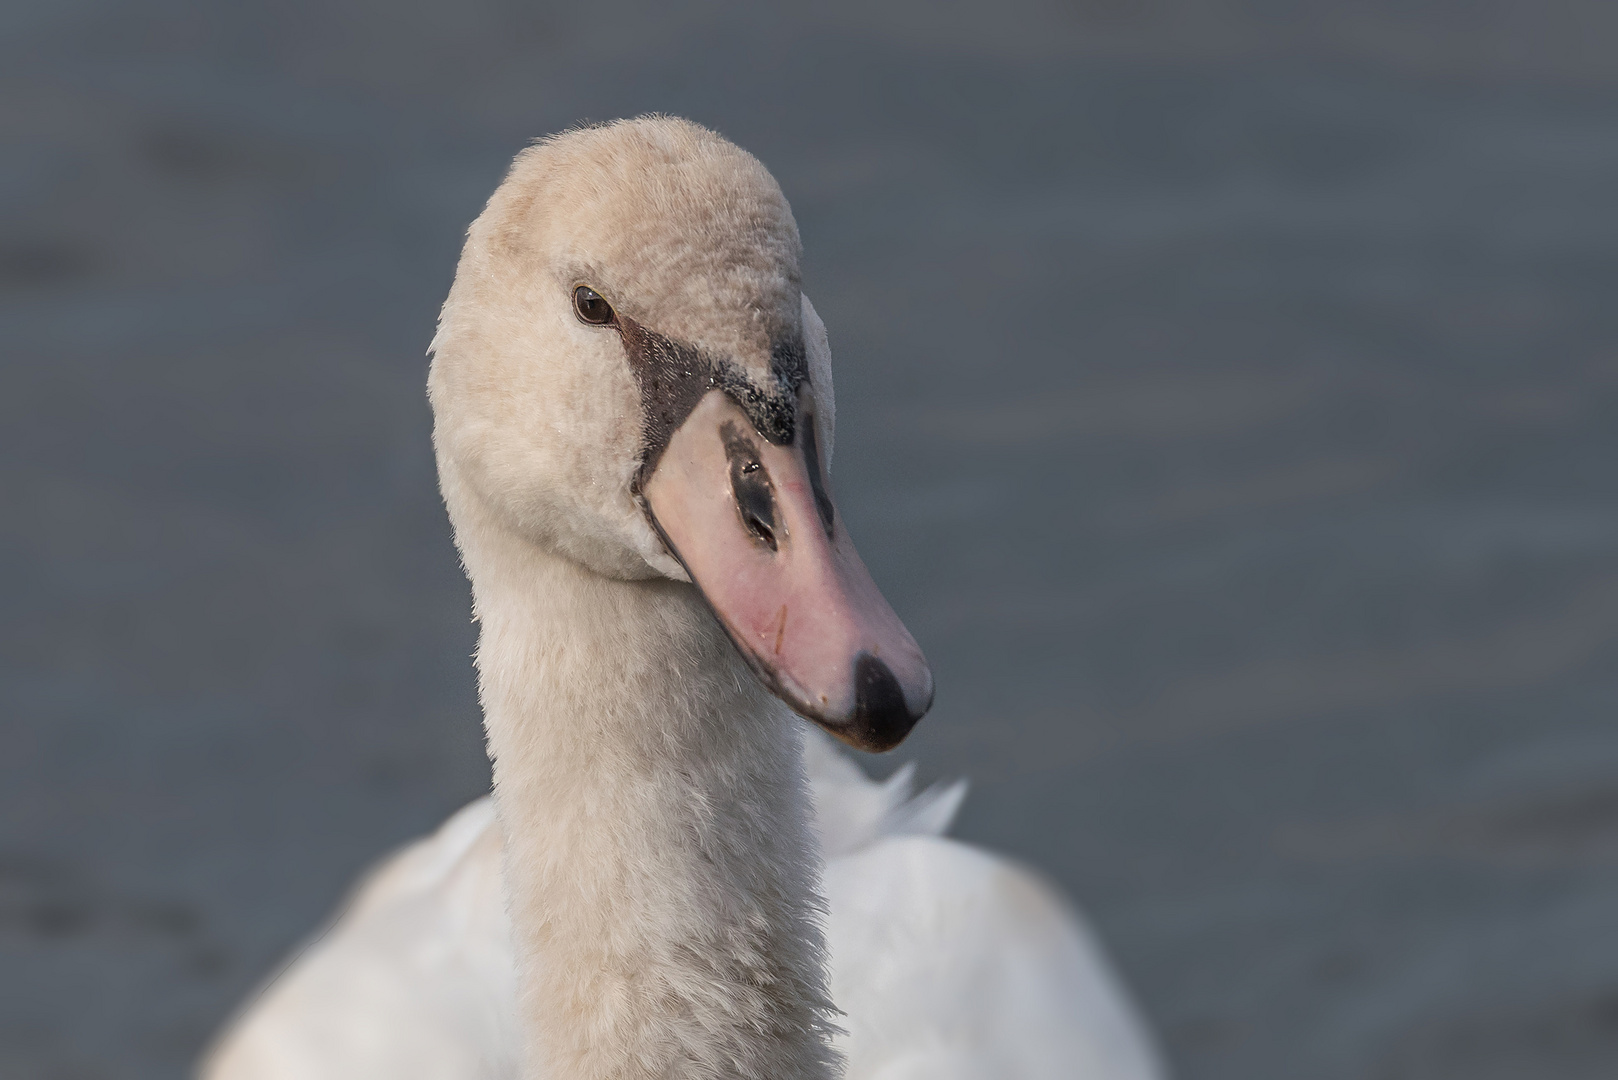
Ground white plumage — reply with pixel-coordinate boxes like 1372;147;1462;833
202;731;1162;1080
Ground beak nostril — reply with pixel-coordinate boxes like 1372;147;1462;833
801;415;835;538
722;421;780;553
744;512;776;550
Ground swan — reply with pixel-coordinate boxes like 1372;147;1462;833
198;117;1166;1080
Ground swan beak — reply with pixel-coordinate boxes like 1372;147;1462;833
641;389;933;751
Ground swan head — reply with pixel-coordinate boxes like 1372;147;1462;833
429;116;931;752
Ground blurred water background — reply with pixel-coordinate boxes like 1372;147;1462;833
6;2;1618;1077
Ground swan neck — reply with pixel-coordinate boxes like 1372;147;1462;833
454;493;837;1080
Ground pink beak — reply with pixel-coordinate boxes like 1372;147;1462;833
641;389;933;752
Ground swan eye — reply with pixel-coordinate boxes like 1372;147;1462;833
573;285;615;325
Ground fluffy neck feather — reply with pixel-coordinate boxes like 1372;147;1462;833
448;471;839;1080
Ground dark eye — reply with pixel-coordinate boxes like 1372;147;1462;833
573;285;615;325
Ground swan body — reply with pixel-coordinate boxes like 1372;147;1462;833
202;733;1162;1080
199;117;1167;1080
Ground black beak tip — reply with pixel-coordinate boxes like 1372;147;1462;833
834;651;927;753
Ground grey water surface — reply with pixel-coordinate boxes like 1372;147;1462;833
6;2;1618;1078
